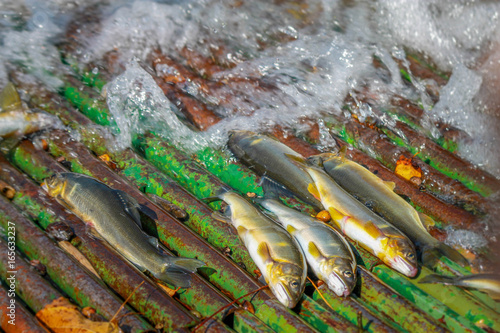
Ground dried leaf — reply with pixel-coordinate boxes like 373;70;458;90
98;154;117;170
242;300;255;314
58;241;101;280
157;283;181;297
316;210;331;222
36;297;121;333
395;155;422;181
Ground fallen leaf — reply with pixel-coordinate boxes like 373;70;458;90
315;210;331;223
242;300;255;314
157;283;181;297
98;154;118;170
395;155;422;181
36;297;121;333
58;241;101;280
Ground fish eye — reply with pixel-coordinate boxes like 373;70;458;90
406;253;415;260
291;281;299;288
343;271;353;278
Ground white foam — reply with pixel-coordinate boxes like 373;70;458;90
105;59;211;153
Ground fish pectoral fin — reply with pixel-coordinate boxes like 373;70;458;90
260;176;294;199
417;212;435;229
286;225;297;234
147;235;160;249
256;242;273;265
383;181;396;191
364;221;385;239
138;204;158;221
307;183;321;201
155;270;192;288
308;241;322;260
86;226;104;241
211;211;231;224
0;82;22;111
112;189;143;228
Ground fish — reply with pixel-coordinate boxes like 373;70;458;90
0;82;57;138
260;198;357;296
304;166;418;277
309;152;468;267
42;172;205;288
210;191;307;308
227;130;323;210
419;273;500;300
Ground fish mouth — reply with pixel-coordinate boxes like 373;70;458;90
391;256;418;277
272;282;298;308
326;272;351;297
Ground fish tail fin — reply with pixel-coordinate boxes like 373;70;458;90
202;186;231;204
156;257;206;288
422;243;469;269
169;257;206;272
419;274;457;286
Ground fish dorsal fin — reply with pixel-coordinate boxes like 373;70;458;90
113;189;142;228
338;146;348;161
308;241;323;260
307;182;321;200
417;212;435;230
364;221;385;239
384;181;396;191
147;235;159;249
256;242;273;264
286;224;297;234
284;153;306;165
0;82;22;111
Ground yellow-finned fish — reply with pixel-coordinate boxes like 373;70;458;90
213;191;307;308
0;82;56;138
305;166;418;277
309;152;468;267
260;198;357;296
420;273;500;300
42;172;205;288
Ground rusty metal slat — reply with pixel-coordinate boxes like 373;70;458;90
0;282;49;333
0;236;60;314
356;267;447;333
342;120;488;215
0;197;153;332
391;120;500;198
373;266;487;333
312;285;401;333
0;156;199;332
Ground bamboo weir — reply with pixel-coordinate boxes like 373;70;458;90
1;1;500;333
